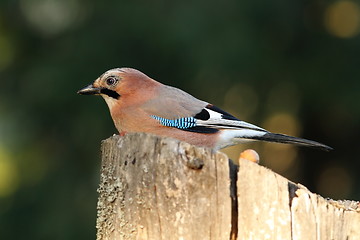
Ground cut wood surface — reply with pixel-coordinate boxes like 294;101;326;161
96;133;360;240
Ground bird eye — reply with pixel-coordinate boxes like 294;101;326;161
105;76;118;86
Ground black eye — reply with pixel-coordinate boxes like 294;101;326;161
105;76;118;86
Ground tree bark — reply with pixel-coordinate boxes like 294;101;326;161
96;133;360;240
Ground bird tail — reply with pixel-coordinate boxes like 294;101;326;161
251;132;333;151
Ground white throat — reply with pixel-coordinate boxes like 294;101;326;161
102;95;117;110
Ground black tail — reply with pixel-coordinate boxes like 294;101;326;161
251;132;333;151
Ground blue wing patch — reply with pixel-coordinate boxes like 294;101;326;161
151;115;197;129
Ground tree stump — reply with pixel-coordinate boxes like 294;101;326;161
96;133;360;240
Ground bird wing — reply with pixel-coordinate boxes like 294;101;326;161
194;105;267;132
141;84;265;133
142;85;209;119
144;87;332;151
148;102;266;134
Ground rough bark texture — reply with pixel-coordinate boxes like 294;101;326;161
96;133;360;240
96;133;232;240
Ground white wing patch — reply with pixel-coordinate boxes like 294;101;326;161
196;107;267;132
193;107;269;149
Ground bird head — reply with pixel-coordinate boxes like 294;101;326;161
78;68;123;96
77;68;156;110
77;68;125;109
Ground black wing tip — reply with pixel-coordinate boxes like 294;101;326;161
253;132;333;152
304;143;333;152
318;145;333;152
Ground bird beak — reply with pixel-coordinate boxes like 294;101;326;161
77;84;101;95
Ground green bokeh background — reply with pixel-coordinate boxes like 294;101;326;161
0;0;359;239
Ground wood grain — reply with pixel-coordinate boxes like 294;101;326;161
96;133;360;240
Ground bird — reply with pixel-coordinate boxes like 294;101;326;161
77;67;332;151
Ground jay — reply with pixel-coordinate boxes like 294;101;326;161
78;68;332;151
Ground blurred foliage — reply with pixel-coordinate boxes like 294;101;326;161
0;0;359;239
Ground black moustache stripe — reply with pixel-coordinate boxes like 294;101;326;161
100;88;120;99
